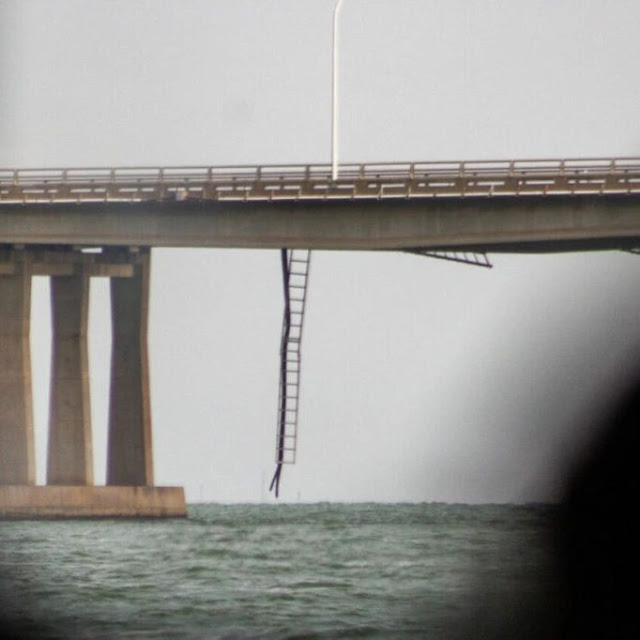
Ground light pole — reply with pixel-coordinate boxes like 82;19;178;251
332;0;344;181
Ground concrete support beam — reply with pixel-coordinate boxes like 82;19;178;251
0;485;186;518
0;263;16;275
86;263;134;278
47;268;93;485
107;250;153;486
0;258;35;484
29;250;135;278
1;196;640;251
31;262;134;278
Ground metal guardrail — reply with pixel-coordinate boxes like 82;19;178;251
1;158;640;203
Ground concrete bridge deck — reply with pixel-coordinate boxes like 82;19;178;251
2;157;640;252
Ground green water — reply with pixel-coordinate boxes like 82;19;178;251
0;503;559;638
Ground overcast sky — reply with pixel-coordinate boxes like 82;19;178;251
2;0;640;503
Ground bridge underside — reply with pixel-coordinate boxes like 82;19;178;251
1;195;639;253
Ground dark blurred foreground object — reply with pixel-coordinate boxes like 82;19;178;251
464;371;640;640
558;373;640;639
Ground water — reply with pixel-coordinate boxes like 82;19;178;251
0;503;559;639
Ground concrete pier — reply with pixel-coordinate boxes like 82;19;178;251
106;250;154;486
47;268;93;485
0;248;186;518
0;486;186;518
0;255;35;485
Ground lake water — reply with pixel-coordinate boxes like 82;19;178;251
0;503;560;639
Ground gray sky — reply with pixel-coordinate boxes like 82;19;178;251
2;0;640;503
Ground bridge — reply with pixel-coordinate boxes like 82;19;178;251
1;157;639;517
3;157;640;251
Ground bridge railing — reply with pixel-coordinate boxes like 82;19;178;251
2;157;640;203
3;158;640;184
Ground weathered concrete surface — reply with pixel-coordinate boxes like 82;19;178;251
0;196;640;251
0;486;186;518
47;268;93;485
106;250;153;486
0;258;35;485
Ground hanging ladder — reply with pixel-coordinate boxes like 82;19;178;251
269;248;311;497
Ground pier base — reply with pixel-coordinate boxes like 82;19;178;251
0;485;186;518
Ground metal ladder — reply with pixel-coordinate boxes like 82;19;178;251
269;248;311;497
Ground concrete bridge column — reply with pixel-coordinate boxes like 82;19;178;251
0;247;184;518
0;254;35;485
47;266;93;485
107;249;153;486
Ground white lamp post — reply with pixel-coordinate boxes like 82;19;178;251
332;0;344;181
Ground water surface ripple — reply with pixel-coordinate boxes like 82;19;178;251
0;503;558;638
